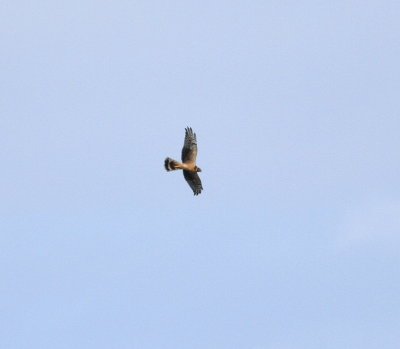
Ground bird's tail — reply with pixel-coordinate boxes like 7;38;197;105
164;157;180;171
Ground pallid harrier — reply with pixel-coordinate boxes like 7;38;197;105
164;127;203;195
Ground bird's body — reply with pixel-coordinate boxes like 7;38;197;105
164;127;203;195
164;158;198;171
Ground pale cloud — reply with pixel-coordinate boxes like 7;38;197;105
337;201;400;246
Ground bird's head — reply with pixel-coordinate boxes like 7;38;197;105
195;166;202;172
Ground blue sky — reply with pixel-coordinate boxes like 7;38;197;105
1;1;399;348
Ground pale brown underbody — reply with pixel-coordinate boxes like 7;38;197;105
170;161;197;171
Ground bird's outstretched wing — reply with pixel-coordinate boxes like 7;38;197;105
183;170;203;195
181;127;197;164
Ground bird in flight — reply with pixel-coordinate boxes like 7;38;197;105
164;127;203;195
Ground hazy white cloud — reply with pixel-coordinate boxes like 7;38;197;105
337;201;400;246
